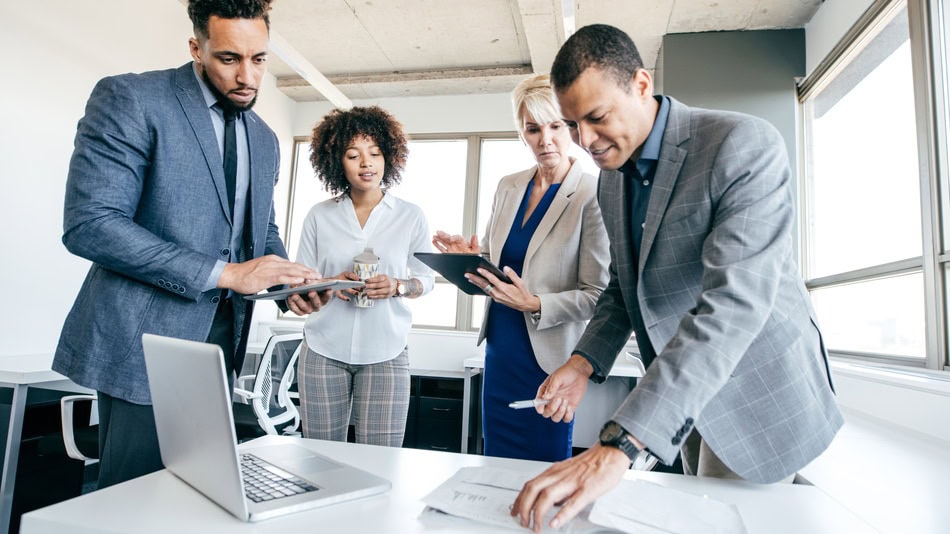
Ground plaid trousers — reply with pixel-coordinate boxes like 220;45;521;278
298;342;410;447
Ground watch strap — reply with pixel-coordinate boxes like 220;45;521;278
600;421;640;462
614;434;640;462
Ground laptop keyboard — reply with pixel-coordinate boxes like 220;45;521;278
240;454;320;503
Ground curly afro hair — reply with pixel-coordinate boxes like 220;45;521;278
309;106;409;198
188;0;273;39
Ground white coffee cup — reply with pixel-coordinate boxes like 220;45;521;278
353;248;380;308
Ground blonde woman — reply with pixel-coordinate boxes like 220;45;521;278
433;74;609;461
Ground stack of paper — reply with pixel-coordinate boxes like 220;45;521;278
420;466;747;533
420;466;604;532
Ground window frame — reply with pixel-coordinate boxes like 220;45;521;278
798;0;950;371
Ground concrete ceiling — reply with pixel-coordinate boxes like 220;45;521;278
266;0;824;104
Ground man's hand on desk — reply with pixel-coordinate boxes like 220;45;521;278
534;354;593;423
511;443;630;532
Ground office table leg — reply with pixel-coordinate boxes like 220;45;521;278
473;375;482;455
460;367;483;455
1;383;28;534
461;367;472;454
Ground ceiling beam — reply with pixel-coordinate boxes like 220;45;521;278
276;64;533;89
268;30;352;109
514;0;572;74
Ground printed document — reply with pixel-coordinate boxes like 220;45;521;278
421;466;746;533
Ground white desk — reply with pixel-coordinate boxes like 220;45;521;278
0;354;92;534
19;435;875;533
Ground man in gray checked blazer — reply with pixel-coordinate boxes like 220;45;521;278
53;0;327;489
512;24;843;531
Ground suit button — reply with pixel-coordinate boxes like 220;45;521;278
172;284;180;291
221;248;230;256
672;436;682;446
158;279;166;287
211;296;220;304
179;287;186;293
685;417;694;426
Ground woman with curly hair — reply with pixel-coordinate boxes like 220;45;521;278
292;106;434;446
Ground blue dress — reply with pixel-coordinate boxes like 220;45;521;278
482;181;573;462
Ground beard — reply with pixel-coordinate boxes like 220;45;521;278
201;66;257;113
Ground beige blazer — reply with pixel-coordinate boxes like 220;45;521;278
476;159;610;374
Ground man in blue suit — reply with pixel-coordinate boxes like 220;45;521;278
512;24;843;531
54;0;327;488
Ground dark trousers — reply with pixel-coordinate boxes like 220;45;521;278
96;297;238;489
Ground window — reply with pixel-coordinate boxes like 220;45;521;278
800;0;950;370
282;132;596;330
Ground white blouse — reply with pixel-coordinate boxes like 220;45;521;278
296;193;435;365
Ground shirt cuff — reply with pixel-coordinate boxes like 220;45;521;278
573;349;608;383
202;260;227;292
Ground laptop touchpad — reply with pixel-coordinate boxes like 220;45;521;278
246;444;343;474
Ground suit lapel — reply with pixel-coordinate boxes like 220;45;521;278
489;169;532;264
244;112;272;251
174;63;232;224
639;98;690;272
525;160;582;264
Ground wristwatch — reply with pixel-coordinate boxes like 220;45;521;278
529;297;541;324
599;420;640;462
394;279;410;297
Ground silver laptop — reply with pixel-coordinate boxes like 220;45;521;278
142;333;391;522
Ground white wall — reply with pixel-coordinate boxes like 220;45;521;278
0;0;297;356
805;0;875;75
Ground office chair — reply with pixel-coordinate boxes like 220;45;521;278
233;332;304;440
60;394;99;463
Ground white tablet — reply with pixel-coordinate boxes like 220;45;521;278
242;280;365;301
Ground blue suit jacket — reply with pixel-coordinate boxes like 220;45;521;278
575;98;843;483
54;63;288;404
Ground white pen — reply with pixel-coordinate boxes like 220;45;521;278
508;399;551;409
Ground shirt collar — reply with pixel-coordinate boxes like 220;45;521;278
192;63;221;112
640;95;670;162
625;95;670;177
342;191;396;209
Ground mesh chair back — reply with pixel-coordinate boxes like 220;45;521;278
250;333;303;434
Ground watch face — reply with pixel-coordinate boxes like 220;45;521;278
599;421;623;443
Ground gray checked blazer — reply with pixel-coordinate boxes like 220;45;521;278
476;159;610;374
53;63;287;405
574;97;843;483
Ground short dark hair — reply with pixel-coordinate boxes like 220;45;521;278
309;106;409;198
188;0;273;39
550;24;644;92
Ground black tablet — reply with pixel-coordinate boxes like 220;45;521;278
243;280;365;301
414;252;512;295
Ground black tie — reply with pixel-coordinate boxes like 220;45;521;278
223;108;239;217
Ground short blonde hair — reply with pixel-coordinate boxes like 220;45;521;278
510;73;563;133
